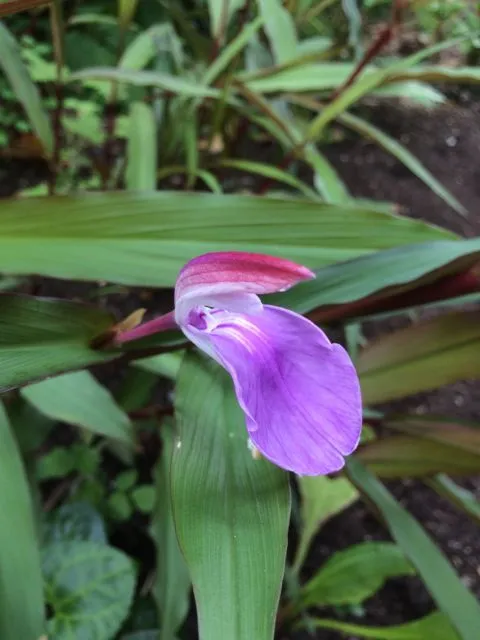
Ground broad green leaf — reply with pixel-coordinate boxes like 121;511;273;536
293;476;358;574
171;352;290;640
44;540;136;640
309;611;458;640
338;111;465;214
22;370;133;445
299;542;414;608
358;311;480;404
347;458;480;640
71;67;220;97
271;237;479;315
0;295;114;391
0;193;453;288
120;24;176;69
258;0;297;64
0;403;44;639
151;424;190;639
42;502;107;545
135;351;185;380
0;22;53;156
126;102;157;190
429;475;480;526
358;435;480;477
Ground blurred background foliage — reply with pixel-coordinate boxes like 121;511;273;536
0;0;479;639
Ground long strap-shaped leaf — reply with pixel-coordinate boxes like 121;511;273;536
0;22;53;157
0;402;45;639
347;458;480;640
171;352;291;640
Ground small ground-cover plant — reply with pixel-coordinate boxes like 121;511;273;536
0;1;479;639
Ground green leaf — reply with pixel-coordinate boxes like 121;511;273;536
171;352;291;640
271;237;480;315
258;0;297;64
0;193;453;287
358;435;480;477
347;458;480;640
429;475;480;526
42;502;107;545
135;351;185;380
206;0;243;40
338;111;466;215
293;476;358;573
0;295;115;391
309;611;459;640
44;540;136;640
70;67;220;97
299;542;414;608
0;22;53;156
384;416;480;455
119;24;178;70
304;144;350;203
118;0;138;28
22;371;133;445
107;491;133;521
151;424;190;639
0;402;44;639
126;102;157;190
358;310;480;404
131;485;155;512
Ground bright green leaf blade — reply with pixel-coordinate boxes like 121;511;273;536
22;371;133;445
70;67;220;97
206;0;243;39
347;458;480;640
305;144;350;203
293;476;358;573
271;238;478;315
0;295;115;391
171;352;291;640
358;310;480;404
0;193;454;287
258;0;297;64
151;424;190;638
300;542;414;608
126;102;157;190
43;540;136;640
309;611;458;640
0;22;53;156
0;403;44;639
119;24;175;70
338;111;466;215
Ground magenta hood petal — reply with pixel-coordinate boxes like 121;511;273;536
175;252;314;323
185;304;362;475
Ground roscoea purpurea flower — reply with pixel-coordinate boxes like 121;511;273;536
116;252;362;475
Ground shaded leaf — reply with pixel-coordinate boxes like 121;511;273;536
309;611;458;640
347;458;480;640
0;403;44;639
358;311;480;404
151;424;190;639
0;295;115;391
293;476;358;573
300;542;414;608
384;416;480;455
358;435;480;478
42;502;107;545
171;352;290;639
22;370;133;445
270;238;478;316
0;22;53;156
428;474;480;526
44;540;136;640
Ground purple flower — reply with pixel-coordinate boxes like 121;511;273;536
116;252;362;475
